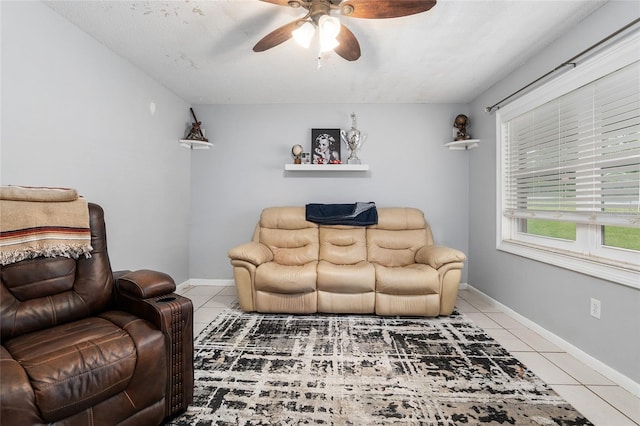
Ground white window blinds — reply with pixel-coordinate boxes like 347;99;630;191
502;60;640;227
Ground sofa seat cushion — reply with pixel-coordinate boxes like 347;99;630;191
255;262;317;294
3;311;166;423
375;264;440;295
317;260;375;293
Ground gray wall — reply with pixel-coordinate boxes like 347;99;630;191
467;0;640;384
1;1;192;283
189;104;469;281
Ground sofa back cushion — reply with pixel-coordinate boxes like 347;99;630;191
319;227;367;265
367;208;433;267
258;207;319;266
1;203;114;340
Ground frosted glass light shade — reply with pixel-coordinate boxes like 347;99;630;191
319;37;339;52
318;16;340;53
318;15;340;38
292;21;315;49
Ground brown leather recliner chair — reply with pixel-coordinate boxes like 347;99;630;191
0;203;194;425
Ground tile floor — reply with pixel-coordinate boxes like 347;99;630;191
176;284;640;426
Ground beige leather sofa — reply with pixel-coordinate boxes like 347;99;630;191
228;207;466;317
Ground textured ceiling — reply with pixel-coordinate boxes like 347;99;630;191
44;0;606;104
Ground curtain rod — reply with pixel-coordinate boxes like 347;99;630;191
485;17;640;113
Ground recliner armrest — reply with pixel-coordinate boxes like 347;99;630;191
415;245;466;269
228;241;273;266
116;269;176;299
115;286;194;418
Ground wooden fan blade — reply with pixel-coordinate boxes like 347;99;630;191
340;0;436;19
253;19;303;52
334;24;361;61
260;0;298;7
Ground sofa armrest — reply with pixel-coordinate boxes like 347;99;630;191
228;241;273;266
415;245;466;269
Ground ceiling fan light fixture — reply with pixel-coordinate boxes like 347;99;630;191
318;15;340;39
318;15;340;52
256;0;437;61
319;36;340;53
341;4;354;16
292;20;315;48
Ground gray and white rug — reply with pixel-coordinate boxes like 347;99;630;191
168;308;592;425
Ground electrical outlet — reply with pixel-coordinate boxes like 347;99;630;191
590;298;601;319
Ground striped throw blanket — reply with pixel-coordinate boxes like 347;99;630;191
0;186;93;266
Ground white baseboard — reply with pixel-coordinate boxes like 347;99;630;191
175;280;191;292
464;284;640;398
179;278;235;288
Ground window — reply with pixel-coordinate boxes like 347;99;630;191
497;32;640;288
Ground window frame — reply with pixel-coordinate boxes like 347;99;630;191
496;32;640;289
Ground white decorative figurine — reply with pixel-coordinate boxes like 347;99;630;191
340;112;366;165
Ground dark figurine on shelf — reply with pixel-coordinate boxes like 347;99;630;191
454;114;471;141
185;108;208;142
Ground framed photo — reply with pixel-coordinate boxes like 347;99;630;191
311;129;341;164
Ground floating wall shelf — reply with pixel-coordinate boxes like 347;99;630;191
179;139;212;150
285;164;369;171
444;139;480;150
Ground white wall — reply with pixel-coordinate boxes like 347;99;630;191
468;1;640;386
189;104;470;281
1;1;192;283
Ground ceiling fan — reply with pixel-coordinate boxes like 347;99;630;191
253;0;437;61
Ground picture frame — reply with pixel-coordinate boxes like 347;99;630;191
311;129;341;164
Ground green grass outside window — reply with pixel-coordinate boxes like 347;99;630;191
524;220;640;251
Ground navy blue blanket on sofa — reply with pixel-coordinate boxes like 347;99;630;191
305;202;378;226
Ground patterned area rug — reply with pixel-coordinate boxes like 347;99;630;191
169;308;592;425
